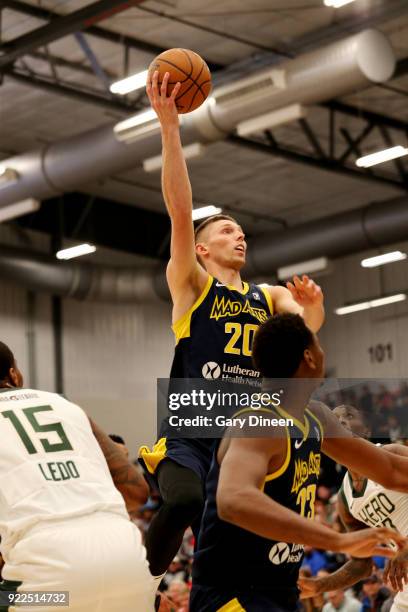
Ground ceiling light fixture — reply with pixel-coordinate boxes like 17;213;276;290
110;69;149;95
335;293;406;316
113;109;160;143
56;243;96;260
324;0;356;8
0;198;40;223
277;257;329;280
236;104;307;137
356;145;408;168
192;205;222;221
361;251;407;268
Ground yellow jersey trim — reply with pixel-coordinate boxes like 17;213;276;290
260;285;274;315
138;437;167;474
217;598;246;612
305;407;324;442
276;405;310;439
226;280;250;295
264;427;291;483
232;406;276;419
172;274;213;345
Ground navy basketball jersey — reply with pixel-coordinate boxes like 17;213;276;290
171;275;273;384
193;406;323;591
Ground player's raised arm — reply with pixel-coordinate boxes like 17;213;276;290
317;404;408;493
146;70;207;300
216;435;404;557
269;275;325;332
89;419;148;518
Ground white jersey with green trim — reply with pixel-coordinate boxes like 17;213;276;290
0;387;128;554
341;471;408;534
341;472;408;610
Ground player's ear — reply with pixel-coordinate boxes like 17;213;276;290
303;348;317;370
196;242;209;258
9;366;23;388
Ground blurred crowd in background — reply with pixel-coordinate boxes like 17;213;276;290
125;381;408;611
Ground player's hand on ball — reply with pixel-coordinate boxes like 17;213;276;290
384;546;408;592
146;70;181;125
297;577;322;599
286;275;323;308
338;527;407;559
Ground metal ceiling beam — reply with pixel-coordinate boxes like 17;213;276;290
394;57;408;80
1;0;224;71
0;0;147;70
228;134;408;192
7;69;138;113
323;99;408;133
30;51;115;78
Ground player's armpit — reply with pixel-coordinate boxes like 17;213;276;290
166;252;209;302
89;419;148;514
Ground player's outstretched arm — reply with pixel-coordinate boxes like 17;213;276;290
89;419;148;517
216;436;405;556
146;70;207;300
316;404;408;493
269;275;325;332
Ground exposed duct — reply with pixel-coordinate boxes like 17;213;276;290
0;246;166;302
0;195;407;302
0;29;395;208
244;196;408;277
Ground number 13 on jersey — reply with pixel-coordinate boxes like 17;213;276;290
297;484;316;519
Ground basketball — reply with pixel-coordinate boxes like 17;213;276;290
147;48;211;114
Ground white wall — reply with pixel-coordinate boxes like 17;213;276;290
63;298;172;456
318;239;408;378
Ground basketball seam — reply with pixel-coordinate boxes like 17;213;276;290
179;66;210;111
180;48;194;78
156;59;193;82
161;57;208;98
154;59;190;83
184;61;205;112
155;52;211;113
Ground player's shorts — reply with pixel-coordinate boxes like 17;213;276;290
139;435;215;483
1;511;154;612
189;583;299;612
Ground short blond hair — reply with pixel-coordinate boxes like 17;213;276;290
194;214;237;243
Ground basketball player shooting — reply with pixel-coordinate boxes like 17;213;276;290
0;341;155;612
139;69;325;587
299;405;408;612
191;315;408;612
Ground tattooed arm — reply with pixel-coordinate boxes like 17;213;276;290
89;419;149;518
298;484;372;597
298;558;373;598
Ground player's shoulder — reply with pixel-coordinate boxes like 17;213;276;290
28;388;83;413
306;399;329;427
